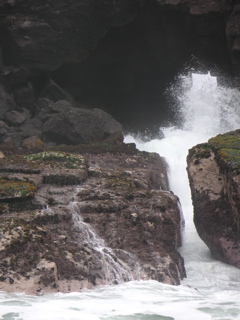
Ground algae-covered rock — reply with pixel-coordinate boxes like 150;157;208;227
0;144;185;294
187;130;240;268
25;151;87;170
22;136;45;151
0;179;36;200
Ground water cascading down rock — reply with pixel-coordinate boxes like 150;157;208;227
0;145;186;294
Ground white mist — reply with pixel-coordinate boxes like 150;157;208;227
125;72;240;298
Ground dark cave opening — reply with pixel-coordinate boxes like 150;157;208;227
0;2;232;139
50;7;233;137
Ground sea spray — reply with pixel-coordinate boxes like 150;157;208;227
1;73;240;320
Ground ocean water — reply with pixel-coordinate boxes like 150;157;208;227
1;72;240;320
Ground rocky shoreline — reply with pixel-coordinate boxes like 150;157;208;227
0;142;185;294
0;0;240;294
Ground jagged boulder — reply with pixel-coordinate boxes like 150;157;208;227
43;107;123;144
187;130;240;268
0;143;185;294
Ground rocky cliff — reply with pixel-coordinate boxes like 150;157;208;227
0;0;239;139
0;0;240;294
187;130;240;268
0;142;185;294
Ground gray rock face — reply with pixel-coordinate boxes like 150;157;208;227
43;107;123;144
4;110;27;125
0;145;185;294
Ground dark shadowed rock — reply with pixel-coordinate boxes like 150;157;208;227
0;121;11;141
187;130;240;268
226;2;240;79
40;78;66;102
20;118;43;139
0;0;238;139
51;100;73;113
0;83;19;119
4;67;28;86
4;110;27;126
43;107;123;144
0;120;21;145
13;83;35;110
35;98;54;121
0;1;137;74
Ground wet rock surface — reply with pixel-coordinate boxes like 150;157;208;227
0;143;185;294
187;130;240;268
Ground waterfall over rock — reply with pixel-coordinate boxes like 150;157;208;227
0;146;185;294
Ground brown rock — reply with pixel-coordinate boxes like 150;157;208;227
22;136;45;150
187;130;240;268
0;145;185;294
0;151;5;158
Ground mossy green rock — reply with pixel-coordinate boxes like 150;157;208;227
25;151;87;170
187;129;240;269
0;179;36;199
208;129;240;173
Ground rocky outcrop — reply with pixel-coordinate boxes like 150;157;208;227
43;107;122;145
0;143;185;294
0;80;122;145
0;0;239;136
187;130;240;268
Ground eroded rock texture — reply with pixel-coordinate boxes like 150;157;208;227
0;143;185;294
187;130;240;268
